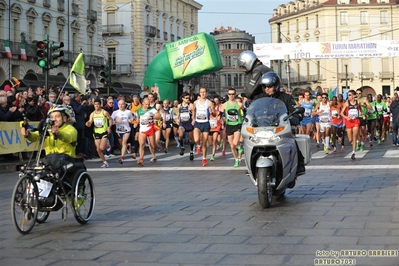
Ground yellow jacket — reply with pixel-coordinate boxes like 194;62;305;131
26;123;78;158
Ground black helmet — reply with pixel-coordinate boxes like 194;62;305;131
259;72;281;94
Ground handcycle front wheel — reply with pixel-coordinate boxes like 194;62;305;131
70;170;95;224
11;176;39;234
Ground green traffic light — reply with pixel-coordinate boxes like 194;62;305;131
38;59;47;68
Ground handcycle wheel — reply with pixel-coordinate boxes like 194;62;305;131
70;170;95;224
11;176;39;234
36;211;50;223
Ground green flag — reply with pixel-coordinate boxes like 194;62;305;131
69;53;86;95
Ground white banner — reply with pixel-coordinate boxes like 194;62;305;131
254;40;399;61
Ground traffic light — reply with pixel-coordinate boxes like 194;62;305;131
49;41;64;68
36;40;48;69
100;64;111;86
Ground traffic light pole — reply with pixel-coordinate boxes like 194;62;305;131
44;34;49;96
107;58;111;96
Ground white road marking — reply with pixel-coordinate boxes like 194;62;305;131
343;150;369;159
383;149;399;158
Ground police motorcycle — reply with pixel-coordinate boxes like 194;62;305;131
11;109;95;235
241;97;311;208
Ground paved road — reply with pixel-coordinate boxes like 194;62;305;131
0;140;398;266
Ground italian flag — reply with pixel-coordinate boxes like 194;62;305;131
4;40;12;58
20;43;27;60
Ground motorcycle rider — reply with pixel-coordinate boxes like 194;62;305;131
253;71;306;176
237;50;272;100
21;105;78;160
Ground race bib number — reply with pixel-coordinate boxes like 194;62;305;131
228;115;238;122
331;110;339;118
348;109;359;120
93;117;104;128
209;119;217;128
304;108;312;117
180;112;190;122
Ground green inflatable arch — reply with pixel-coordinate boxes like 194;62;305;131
144;32;223;101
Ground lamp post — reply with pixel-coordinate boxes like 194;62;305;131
345;64;348;94
284;54;291;92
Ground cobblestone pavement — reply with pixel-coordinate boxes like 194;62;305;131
0;141;398;266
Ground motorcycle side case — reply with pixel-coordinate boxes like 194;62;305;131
295;134;311;165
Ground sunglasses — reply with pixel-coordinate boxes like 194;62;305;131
356;92;362;94
228;93;236;96
348;94;353;96
184;97;190;100
322;96;327;99
264;85;273;88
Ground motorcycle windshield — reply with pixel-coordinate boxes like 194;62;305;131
246;97;288;127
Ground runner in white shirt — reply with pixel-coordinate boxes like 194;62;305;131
111;99;134;164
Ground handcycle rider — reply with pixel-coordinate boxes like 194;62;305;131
20;105;80;171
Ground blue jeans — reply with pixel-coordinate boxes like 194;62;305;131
392;122;398;145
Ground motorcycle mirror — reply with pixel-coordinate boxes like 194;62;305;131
294;106;305;114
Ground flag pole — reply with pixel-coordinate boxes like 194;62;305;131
54;71;72;104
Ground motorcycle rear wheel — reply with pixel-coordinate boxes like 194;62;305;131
257;167;273;208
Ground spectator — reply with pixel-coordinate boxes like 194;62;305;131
140;85;149;99
47;92;57;107
70;93;87;157
0;96;17;121
25;95;49;121
62;94;76;124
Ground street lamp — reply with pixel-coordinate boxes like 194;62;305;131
284;54;291;92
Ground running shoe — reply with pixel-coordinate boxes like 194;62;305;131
381;137;385;142
341;145;345;151
316;142;320;148
196;145;201;154
234;159;240;168
189;152;194;161
333;147;337;153
237;146;243;155
351;153;356;160
222;150;226;156
150;156;157;163
360;144;365;152
164;148;168;154
118;157;124;164
131;153;136;159
369;141;373;147
356;142;360;151
137;158;144;166
101;161;109;168
179;147;185;156
324;146;329;154
210;155;215;161
377;139;381;145
202;158;207;166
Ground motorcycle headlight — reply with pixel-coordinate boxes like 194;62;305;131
249;129;281;144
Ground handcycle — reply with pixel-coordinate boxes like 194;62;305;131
11;117;95;235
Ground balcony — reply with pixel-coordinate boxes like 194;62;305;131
58;0;65;12
102;24;124;36
111;64;132;75
145;25;156;37
71;3;79;16
379;72;394;80
359;72;374;80
87;9;97;22
338;72;354;80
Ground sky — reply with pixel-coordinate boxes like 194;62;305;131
198;0;288;44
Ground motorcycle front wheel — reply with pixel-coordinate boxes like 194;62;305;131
257;167;273;208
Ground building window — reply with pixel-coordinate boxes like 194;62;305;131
296;19;299;33
107;12;115;25
360;11;368;25
305;17;308;30
341;35;348;42
316;14;319;28
380;10;388;24
227;74;232;86
287;21;290;35
381;33;389;40
340;12;348;25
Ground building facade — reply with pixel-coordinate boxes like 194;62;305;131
203;26;255;97
269;0;399;96
101;0;202;90
0;0;103;90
